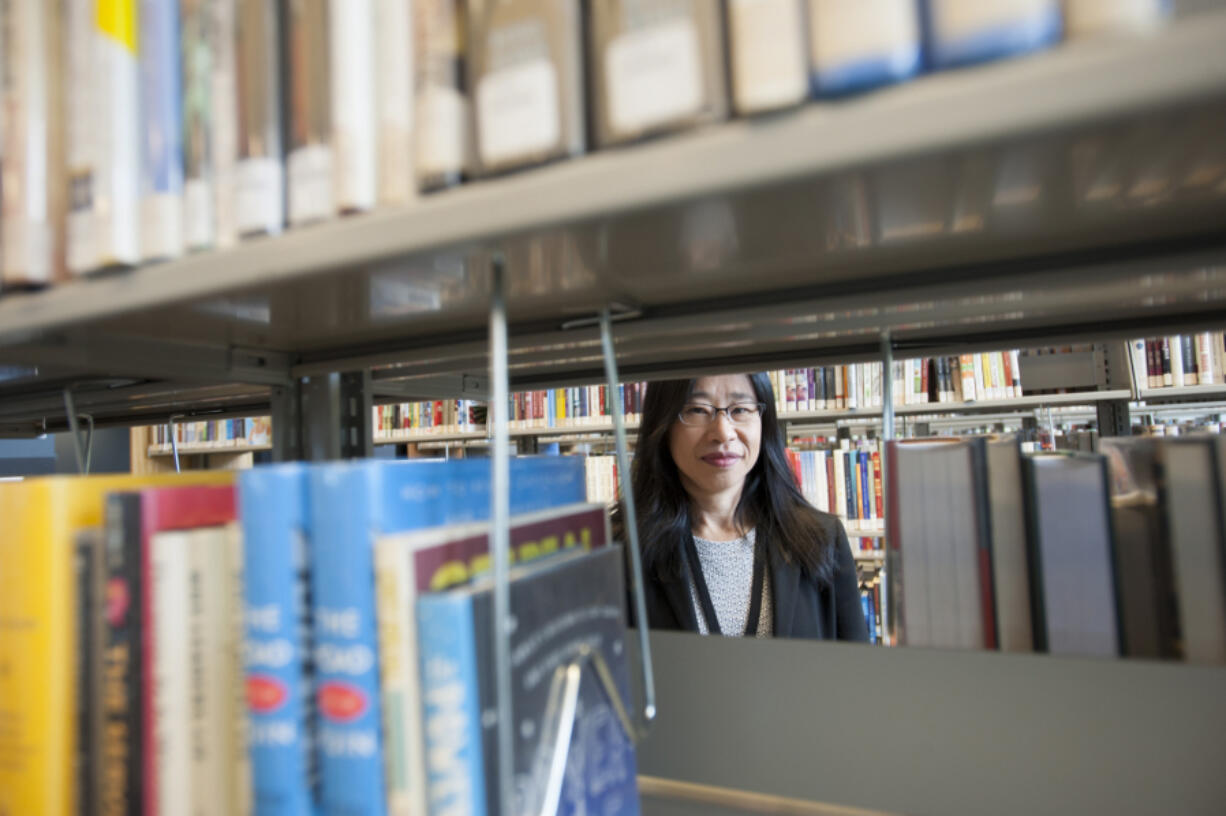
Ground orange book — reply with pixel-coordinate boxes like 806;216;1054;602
0;471;233;816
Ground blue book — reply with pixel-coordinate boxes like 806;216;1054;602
418;545;639;816
862;593;879;644
239;464;319;816
859;451;872;525
808;0;922;96
139;0;184;259
923;0;1062;70
310;457;585;816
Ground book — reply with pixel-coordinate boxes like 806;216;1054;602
74;529;106;816
983;436;1034;652
417;545;638;816
376;502;609;816
235;0;286;235
1023;452;1121;657
1;0;67;287
1065;0;1170;37
588;0;728;147
210;0;240;247
308;456;586;816
726;0;807;114
181;0;216;251
140;0;186;261
806;0;921;96
287;0;335;226
239;464;319;816
332;0;377;212
886;438;996;650
375;0;414;204
923;0;1063;69
151;528;196;816
468;0;586;174
414;0;471;191
67;0;142;273
0;472;231;816
1104;437;1226;663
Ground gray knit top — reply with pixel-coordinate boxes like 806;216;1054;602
686;528;773;638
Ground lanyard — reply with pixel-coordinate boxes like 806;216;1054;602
683;528;767;637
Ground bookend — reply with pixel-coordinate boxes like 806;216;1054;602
531;642;640;816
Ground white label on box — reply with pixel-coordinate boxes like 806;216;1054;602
810;0;920;71
477;59;560;167
416;87;467;178
728;0;806;112
235;157;284;235
606;20;702;135
184;178;214;250
288;143;335;226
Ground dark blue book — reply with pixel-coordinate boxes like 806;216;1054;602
418;545;639;816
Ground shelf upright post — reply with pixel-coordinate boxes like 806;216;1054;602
879;332;894;647
168;414;184;473
599;307;658;733
61;389;94;474
488;255;514;816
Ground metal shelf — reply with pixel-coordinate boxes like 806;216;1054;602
0;12;1221;418
147;443;271;457
1136;384;1226;402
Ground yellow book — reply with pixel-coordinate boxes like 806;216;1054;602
0;471;233;816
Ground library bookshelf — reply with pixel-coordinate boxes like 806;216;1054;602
3;10;1226;815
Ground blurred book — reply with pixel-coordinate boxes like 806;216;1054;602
807;0;921;96
140;0;186;261
332;0;378;212
234;0;286;236
726;0;807;114
287;0;335;226
414;0;471;191
924;0;1063;69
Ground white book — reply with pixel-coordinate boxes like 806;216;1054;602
1;0;65;286
972;353;985;402
209;0;239;247
375;0;414;205
1169;336;1185;388
331;0;377;212
1065;0;1169;38
68;0;142;273
833;451;848;530
1010;349;1023;396
814;450;828;514
726;0;807;115
235;0;285;235
152;529;196;816
806;0;920;94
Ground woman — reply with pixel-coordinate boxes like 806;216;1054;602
623;372;868;641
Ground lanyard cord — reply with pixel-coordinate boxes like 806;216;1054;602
683;529;767;637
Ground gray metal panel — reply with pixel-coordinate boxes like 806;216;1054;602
635;630;1226;816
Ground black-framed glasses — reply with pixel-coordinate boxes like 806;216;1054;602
677;402;765;426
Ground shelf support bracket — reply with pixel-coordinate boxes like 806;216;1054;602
599;306;657;735
168;414;185;473
62;389;95;474
489;255;515;816
879;332;895;647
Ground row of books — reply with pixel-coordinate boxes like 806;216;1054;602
0;458;640;816
888;434;1226;663
786;445;885;537
151;416;272;448
374;400;484;437
1130;333;1226;390
585;454;619;508
0;0;1169;288
768;351;1025;413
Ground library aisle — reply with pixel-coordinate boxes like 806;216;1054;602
2;2;1226;815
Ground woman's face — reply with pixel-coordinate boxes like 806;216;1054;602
668;374;763;503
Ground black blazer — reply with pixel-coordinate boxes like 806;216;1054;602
634;512;870;641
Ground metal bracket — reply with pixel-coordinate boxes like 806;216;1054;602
62;389;95;474
533;644;640;816
1096;398;1132;439
168;413;185;473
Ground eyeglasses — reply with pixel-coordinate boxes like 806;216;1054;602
676;402;764;426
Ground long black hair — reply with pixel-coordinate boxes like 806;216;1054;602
622;372;837;586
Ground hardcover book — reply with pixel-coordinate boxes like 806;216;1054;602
235;0;286;235
726;0;807;114
806;0;920;96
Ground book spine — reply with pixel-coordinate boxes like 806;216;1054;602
1198;333;1216;384
74;532;105;816
375;538;428;816
226;526;253;816
181;0;216;251
234;0;286;235
960;354;976;401
727;0;807;115
376;0;413;205
872;451;884;529
153;531;199;816
140;0;185;261
859;451;871;526
845;451;857;529
1160;338;1173;387
310;468;387;816
825;454;836;517
1146;339;1159;388
192;530;223;816
1010;349;1022;395
103;493;146;816
1183;335;1199;385
416;592;487;816
1168;335;1184;387
332;0;377;212
414;0;469;190
241;471;317;815
1001;351;1015;399
210;0;239;247
287;0;335;226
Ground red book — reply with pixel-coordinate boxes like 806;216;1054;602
785;449;803;489
920;358;930;402
1000;352;1014;397
104;484;237;816
826;454;837;516
872;450;884;521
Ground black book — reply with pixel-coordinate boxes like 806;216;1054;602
1023;452;1122;657
74;529;106;816
1183;335;1198;384
823;367;835;409
102;493;146;815
816;366;827;409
